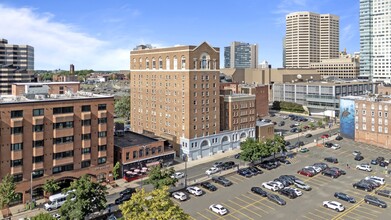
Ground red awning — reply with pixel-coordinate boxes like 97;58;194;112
146;161;160;167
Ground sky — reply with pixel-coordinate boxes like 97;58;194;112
0;0;360;70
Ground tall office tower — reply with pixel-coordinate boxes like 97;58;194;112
130;42;221;155
224;41;258;68
285;12;339;68
360;0;391;82
0;39;34;94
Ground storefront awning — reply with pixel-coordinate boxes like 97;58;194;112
146;161;160;167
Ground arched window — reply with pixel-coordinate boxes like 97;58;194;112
181;56;186;69
139;149;144;157
158;57;163;69
146;58;150;69
152;147;156;154
133;58;136;69
166;57;170;70
139;58;142;69
173;56;178;70
152;58;156;69
201;140;209;148
201;55;207;69
200;53;210;69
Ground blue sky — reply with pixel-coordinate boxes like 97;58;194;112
0;0;359;70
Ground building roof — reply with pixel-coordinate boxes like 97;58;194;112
13;82;80;85
275;79;373;86
114;132;159;148
256;121;274;127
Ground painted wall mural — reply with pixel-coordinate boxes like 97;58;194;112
339;98;355;139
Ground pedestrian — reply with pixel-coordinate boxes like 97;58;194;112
346;164;350;169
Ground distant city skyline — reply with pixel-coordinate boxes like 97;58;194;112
0;0;360;70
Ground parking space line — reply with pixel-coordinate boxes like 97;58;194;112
221;202;252;220
357;205;381;213
240;195;270;214
307;212;328;220
253;199;275;211
343;211;370;220
301;215;315;220
340;215;359;220
314;208;336;217
352;208;377;218
196;211;212;220
228;178;240;184
229;175;244;182
228;199;263;218
205;208;226;219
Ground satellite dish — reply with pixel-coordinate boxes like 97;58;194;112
297;74;302;79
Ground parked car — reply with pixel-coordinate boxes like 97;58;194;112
234;153;241;159
322;169;340;178
115;193;132;205
335;136;343;140
331;144;341;150
297;169;314;177
277;157;291;165
212;161;224;168
375;189;391;198
205;167;220;175
221;161;236;170
278;175;295;185
353;151;361;156
267;194;286;206
304;166;322;173
212;176;232;187
251;187;268;197
379;161;389;167
274;177;291;187
271;181;284;190
324;157;338;163
334;192;356;203
365;176;385;185
361;179;381;188
371;159;378;165
300;148;310;153
313;163;329;171
172;192;187;201
353;181;373;192
200;182;217;191
295;141;305;147
321;134;330;139
303;125;310;129
186;186;203;196
356;164;372;172
248;166;263;175
262;181;280;191
285;187;302;196
305;133;312;138
278;188;298;199
237;168;253;178
119;188;136;197
354;155;364;161
209;204;228;215
171;172;185;179
329;167;346;175
278;121;285;126
323;201;345;212
294;181;312;191
364;195;387;208
324;142;333;148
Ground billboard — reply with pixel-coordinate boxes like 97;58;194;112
339;98;355;139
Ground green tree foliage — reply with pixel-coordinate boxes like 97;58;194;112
272;101;305;113
240;138;269;162
32;213;56;220
120;186;190;220
43;179;60;197
115;96;130;119
113;162;120;180
0;174;17;209
309;122;315;129
317;120;324;127
266;135;286;159
59;175;107;219
145;166;178;189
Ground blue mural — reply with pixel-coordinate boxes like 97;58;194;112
339;98;355;139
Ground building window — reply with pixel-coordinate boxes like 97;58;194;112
98;157;107;165
53;136;74;144
81;148;91;154
81;160;91;168
33;140;44;148
98;145;107;151
10;159;23;167
146;148;150;156
33;124;44;132
32;155;44;163
158;146;162;153
52;164;74;174
386;127;389;133
363;117;366;123
81;133;91;140
33;109;44;116
11;110;23;118
379;112;382;117
181;56;186;69
385;112;388;118
81;105;91;112
152;147;156;154
363;124;366;130
98;131;107;137
98;118;107;124
133;151;137;159
53;150;74;159
98;104;107;111
386;105;389;111
53;107;73;114
379;119;383;125
173;56;178;70
13;174;23;182
11;127;23;135
32;170;44;179
371;111;375;117
146;58;150;69
152;58;156;69
53;121;73;129
166;57;170;69
379;126;383;133
126;152;130;160
362;110;366;115
139;149;144;157
81;119;91;126
159;57;163;69
371;125;375;132
11;143;23;151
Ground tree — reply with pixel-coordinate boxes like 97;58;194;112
240;138;269;162
120;186;189;220
32;213;55;220
309;122;315;130
145;166;178;189
43;179;60;198
317;120;323;128
0;174;17;216
115;96;130;119
113;162;120;180
59;175;107;219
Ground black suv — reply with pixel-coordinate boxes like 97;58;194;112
212;176;232;187
221;161;236;170
115;193;132;205
354;155;364;161
251;187;267;197
248;166;263;175
267;194;286;205
353;181;373;192
200;182;217;191
321;169;339;178
278;188;298;199
119;188;136;197
330;167;346;175
375;189;391;198
334;192;356;203
274;177;291;187
324;142;333;148
237;168;253;178
324;157;338;163
364;195;387;208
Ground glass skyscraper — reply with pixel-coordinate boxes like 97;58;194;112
224;41;258;68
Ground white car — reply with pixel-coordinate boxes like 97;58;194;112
186;186;203;196
171;172;185;179
285;187;302;196
271;181;284;189
305;166;322;173
209;204;228;216
323;201;345;212
308;118;315;122
365;176;385;185
205;167;220;175
282;115;289;120
331;144;341;150
172;192;187;201
294;181;312;191
212;161;223;168
262;181;279;191
294;123;300;126
356;164;372;172
353;151;361;156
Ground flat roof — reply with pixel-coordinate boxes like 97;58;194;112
276;80;373;86
115;132;159;148
13;82;80;85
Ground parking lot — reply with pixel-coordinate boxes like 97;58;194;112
178;137;391;220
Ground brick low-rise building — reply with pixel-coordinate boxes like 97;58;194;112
0;87;114;204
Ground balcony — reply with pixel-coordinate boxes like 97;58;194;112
32;162;44;170
53;157;74;167
81;112;91;120
33;147;44;156
82;126;91;134
11;118;23;127
98;110;107;118
53;113;74;123
53;128;74;138
98;124;107;131
53;142;74;153
32;116;44;125
11;151;23;160
33;132;44;140
98;151;107;158
10;166;23;174
82;140;91;148
98;137;107;146
11;134;23;143
81;153;91;161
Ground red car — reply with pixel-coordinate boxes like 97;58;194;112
297;169;314;177
303;125;310;130
321;134;329;139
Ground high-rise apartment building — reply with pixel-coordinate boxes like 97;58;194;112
310;52;360;79
130;42;255;160
360;0;391;82
0;39;34;94
285;12;339;68
224;41;258;68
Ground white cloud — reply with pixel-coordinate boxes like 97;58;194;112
341;24;355;42
0;4;131;70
